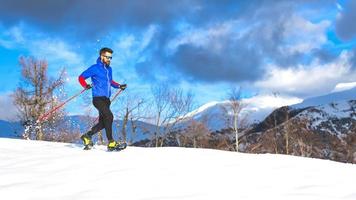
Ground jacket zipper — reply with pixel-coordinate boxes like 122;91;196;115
104;66;110;97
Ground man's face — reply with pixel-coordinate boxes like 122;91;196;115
100;52;112;66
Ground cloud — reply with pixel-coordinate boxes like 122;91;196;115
0;24;87;95
0;24;84;66
30;39;83;66
165;20;264;83
332;82;356;92
172;42;263;83
243;94;302;110
144;2;332;83
255;51;356;98
281;15;330;54
0;0;203;39
335;1;356;41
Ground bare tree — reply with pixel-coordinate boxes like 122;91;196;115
272;91;280;154
112;90;148;144
285;107;291;154
187;120;209;148
120;98;145;143
12;57;65;140
182;113;211;148
223;86;246;152
128;98;150;144
161;88;194;146
150;83;194;147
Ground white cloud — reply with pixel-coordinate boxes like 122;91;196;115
332;82;356;92
0;23;83;66
0;23;86;93
113;24;158;65
241;94;303;123
255;51;356;97
281;14;330;54
30;39;82;65
243;94;302;110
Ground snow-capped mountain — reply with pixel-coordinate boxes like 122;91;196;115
242;87;356;163
178;87;355;132
297;100;355;136
178;94;302;131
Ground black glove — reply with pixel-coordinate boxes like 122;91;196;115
85;84;92;90
119;84;127;90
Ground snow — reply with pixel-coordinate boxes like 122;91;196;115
1;138;356;200
292;87;356;109
295;99;355;135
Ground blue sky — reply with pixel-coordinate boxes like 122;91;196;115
0;0;355;120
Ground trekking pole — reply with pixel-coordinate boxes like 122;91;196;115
111;88;124;102
93;88;124;123
37;88;88;123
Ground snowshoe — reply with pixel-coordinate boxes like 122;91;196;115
107;140;127;152
81;133;93;150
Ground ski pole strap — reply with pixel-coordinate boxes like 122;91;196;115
37;88;88;123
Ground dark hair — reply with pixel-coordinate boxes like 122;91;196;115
99;47;113;55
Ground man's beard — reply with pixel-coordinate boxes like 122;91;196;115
104;60;110;66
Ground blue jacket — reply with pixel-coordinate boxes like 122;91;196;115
79;57;119;98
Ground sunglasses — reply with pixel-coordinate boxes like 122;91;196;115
102;55;112;60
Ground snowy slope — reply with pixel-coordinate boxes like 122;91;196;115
292;87;356;108
1;138;356;200
294;99;355;136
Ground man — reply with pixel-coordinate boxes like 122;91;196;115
78;47;127;150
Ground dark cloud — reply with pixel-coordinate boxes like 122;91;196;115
335;1;356;41
0;0;195;38
311;49;339;64
172;41;263;83
0;0;246;39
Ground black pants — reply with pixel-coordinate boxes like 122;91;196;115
88;96;114;141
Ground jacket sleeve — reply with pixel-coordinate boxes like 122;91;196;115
78;76;88;88
80;65;96;79
111;80;120;89
78;66;95;88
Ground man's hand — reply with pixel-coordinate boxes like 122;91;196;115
119;84;127;90
85;84;92;90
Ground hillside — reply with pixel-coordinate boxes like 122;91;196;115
0;138;356;200
242;99;356;163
